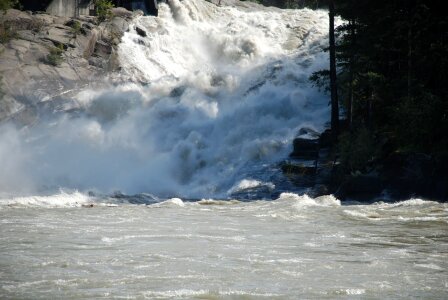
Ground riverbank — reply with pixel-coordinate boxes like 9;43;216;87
0;7;141;125
283;127;448;202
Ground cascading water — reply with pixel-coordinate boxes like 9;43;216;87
1;2;447;299
0;0;330;198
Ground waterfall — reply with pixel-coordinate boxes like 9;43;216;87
0;0;330;198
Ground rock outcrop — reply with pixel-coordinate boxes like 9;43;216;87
0;8;140;124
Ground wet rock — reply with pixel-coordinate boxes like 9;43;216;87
170;86;187;97
111;7;134;19
310;184;329;197
110;16;129;33
229;184;275;201
290;138;319;159
281;159;316;176
382;152;448;201
94;40;113;56
297;126;320;139
82;28;99;59
135;26;147;37
319;129;334;148
336;174;383;199
280;158;317;188
88;56;105;68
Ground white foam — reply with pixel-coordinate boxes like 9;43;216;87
0;0;330;198
398;216;446;222
158;197;185;207
415;263;444;271
276;192;341;207
0;191;91;208
227;179;275;194
376;198;438;208
198;199;240;205
142;289;208;298
343;210;381;219
345;288;366;295
332;288;366;296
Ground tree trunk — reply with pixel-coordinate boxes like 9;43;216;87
347;19;355;130
329;0;339;136
407;23;412;101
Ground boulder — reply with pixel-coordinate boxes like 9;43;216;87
310;184;330;197
44;27;75;48
82;28;99;59
0;9;34;31
290;137;319;159
297;126;320;139
33;14;55;27
94;40;112;56
111;7;134;19
135;26;147;37
281;159;316;176
110;16;129;33
280;159;317;188
336;174;383;199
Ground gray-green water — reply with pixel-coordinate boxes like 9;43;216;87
0;1;447;298
1;193;447;299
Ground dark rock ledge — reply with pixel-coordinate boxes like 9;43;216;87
281;127;448;202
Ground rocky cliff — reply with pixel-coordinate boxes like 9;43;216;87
0;7;140;125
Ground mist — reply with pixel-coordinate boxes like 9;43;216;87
0;0;330;198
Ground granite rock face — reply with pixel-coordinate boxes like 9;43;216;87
0;9;137;124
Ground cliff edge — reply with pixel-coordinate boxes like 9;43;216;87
0;7;141;125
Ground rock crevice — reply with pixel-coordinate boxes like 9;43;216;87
0;8;139;124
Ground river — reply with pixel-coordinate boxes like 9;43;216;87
1;194;447;298
0;0;447;298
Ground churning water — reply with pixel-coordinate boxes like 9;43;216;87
0;1;447;298
0;0;330;198
1;193;447;299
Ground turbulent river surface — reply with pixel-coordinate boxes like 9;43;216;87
0;0;447;299
1;194;447;299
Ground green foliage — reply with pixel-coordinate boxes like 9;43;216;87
0;23;17;43
95;0;114;22
70;20;82;36
0;0;19;11
338;126;380;174
394;92;448;154
320;0;448;161
0;0;19;43
46;44;64;66
309;69;330;93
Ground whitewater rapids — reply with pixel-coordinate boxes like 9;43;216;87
0;0;330;198
0;192;447;299
0;1;447;298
